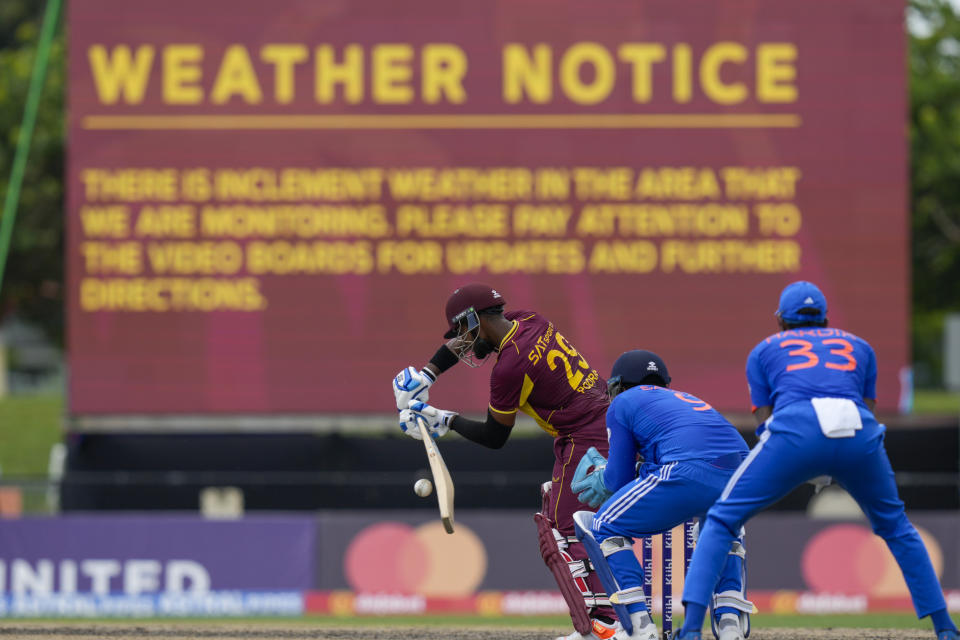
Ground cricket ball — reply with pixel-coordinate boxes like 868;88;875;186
414;478;433;498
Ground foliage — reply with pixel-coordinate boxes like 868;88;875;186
911;309;948;386
0;0;64;345
909;0;960;386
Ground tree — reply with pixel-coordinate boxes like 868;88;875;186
0;0;64;345
909;0;960;385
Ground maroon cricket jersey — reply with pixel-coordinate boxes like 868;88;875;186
488;311;609;437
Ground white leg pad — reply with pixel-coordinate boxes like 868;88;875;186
712;590;755;639
584;594;611;608
599;536;633;556
712;590;755;614
609;585;647;606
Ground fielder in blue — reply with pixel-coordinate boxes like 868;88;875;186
674;281;958;640
570;350;753;640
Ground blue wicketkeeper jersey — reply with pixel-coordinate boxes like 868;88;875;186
746;327;878;412
603;385;748;492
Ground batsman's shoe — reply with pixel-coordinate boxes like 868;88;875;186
937;631;958;640
613;611;658;640
716;615;745;640
554;618;619;640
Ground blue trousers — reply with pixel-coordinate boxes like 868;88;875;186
592;458;745;615
682;404;947;618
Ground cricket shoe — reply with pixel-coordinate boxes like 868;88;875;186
554;618;620;640
937;631;958;640
669;631;702;640
716;614;745;640
612;611;658;640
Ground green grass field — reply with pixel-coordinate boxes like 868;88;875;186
0;393;62;475
0;613;933;630
913;389;960;414
313;614;931;629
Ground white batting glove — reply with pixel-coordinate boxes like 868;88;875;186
407;400;456;439
393;366;435;411
398;408;424;440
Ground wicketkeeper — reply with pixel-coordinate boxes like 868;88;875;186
570;350;752;640
393;283;618;640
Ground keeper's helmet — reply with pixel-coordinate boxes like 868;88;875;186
607;350;671;398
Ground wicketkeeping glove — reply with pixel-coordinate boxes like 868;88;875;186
570;446;612;508
393;366;436;412
400;400;456;440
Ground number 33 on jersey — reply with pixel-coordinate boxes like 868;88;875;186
746;327;878;412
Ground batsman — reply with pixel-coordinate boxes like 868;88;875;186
393;284;618;640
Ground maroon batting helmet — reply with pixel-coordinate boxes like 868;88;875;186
443;284;506;338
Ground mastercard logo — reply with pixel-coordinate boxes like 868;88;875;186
802;523;943;596
344;521;488;596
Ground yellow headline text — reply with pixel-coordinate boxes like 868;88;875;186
86;41;797;107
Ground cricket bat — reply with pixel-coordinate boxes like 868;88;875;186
417;416;455;534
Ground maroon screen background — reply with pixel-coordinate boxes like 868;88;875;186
67;0;908;416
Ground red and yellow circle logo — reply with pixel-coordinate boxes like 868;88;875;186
344;521;488;596
802;523;943;596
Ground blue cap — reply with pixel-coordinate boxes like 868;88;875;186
776;281;827;324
